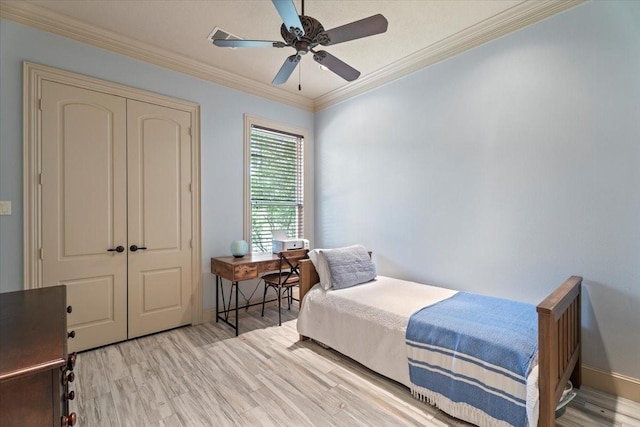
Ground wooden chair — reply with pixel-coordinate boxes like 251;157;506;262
261;248;309;326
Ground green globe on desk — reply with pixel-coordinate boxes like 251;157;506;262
230;240;248;257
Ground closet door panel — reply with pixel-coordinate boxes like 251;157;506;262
126;99;193;338
41;81;128;352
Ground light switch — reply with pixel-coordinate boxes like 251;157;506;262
0;201;12;215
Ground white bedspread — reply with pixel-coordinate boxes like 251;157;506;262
296;276;457;386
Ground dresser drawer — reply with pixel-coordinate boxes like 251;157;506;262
0;370;58;427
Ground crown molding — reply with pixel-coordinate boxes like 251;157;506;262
0;1;314;111
2;0;584;113
314;0;585;111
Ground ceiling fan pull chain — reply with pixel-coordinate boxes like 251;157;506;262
298;64;302;91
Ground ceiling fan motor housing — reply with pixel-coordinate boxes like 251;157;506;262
280;15;328;54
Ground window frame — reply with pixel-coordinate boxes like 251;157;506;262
243;114;313;253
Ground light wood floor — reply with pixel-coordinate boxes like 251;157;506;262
70;304;640;427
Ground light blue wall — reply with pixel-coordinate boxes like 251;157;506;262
0;19;314;310
2;1;639;382
315;1;640;379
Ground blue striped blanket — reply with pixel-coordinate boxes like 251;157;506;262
406;292;538;427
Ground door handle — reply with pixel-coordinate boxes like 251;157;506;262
130;245;147;252
107;245;125;253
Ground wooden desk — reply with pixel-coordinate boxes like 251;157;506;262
211;253;281;335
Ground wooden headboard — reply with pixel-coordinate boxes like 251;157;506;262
298;258;318;309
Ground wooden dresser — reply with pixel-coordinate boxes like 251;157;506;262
0;286;77;427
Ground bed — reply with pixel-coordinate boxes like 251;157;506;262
296;248;582;427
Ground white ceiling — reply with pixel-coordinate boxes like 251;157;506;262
0;0;581;110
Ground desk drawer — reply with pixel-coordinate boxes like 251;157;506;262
211;255;281;282
261;259;281;272
235;264;258;280
211;261;234;278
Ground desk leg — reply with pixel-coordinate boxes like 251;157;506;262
215;277;240;336
215;275;219;323
234;281;239;336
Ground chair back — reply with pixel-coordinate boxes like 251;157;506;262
277;248;309;284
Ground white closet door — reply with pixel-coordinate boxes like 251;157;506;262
126;99;193;339
41;80;128;352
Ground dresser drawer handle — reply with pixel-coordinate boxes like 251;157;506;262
67;352;77;370
61;412;77;426
61;370;75;386
67;330;76;339
64;390;75;401
66;306;72;314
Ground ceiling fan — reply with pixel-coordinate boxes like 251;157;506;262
212;0;388;85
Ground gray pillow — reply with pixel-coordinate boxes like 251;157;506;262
321;245;376;289
308;248;333;290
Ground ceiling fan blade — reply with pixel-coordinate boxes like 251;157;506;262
313;50;361;82
272;54;301;85
319;14;388;46
272;0;305;37
213;39;286;48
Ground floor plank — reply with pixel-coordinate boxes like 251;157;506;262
71;303;640;426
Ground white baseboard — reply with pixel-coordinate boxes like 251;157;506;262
583;364;640;403
203;308;216;323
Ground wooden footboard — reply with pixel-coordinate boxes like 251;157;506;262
298;259;582;426
537;275;582;427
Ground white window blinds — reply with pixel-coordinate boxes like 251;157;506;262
249;125;304;253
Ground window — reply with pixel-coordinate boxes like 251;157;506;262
244;116;310;254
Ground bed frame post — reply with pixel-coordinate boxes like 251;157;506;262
571;291;582;389
298;259;318;341
537;276;582;427
537;304;558;426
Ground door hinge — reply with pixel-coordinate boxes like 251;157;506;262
38;173;43;185
188;183;192;192
188;127;192;137
38;99;42;111
39;248;43;260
